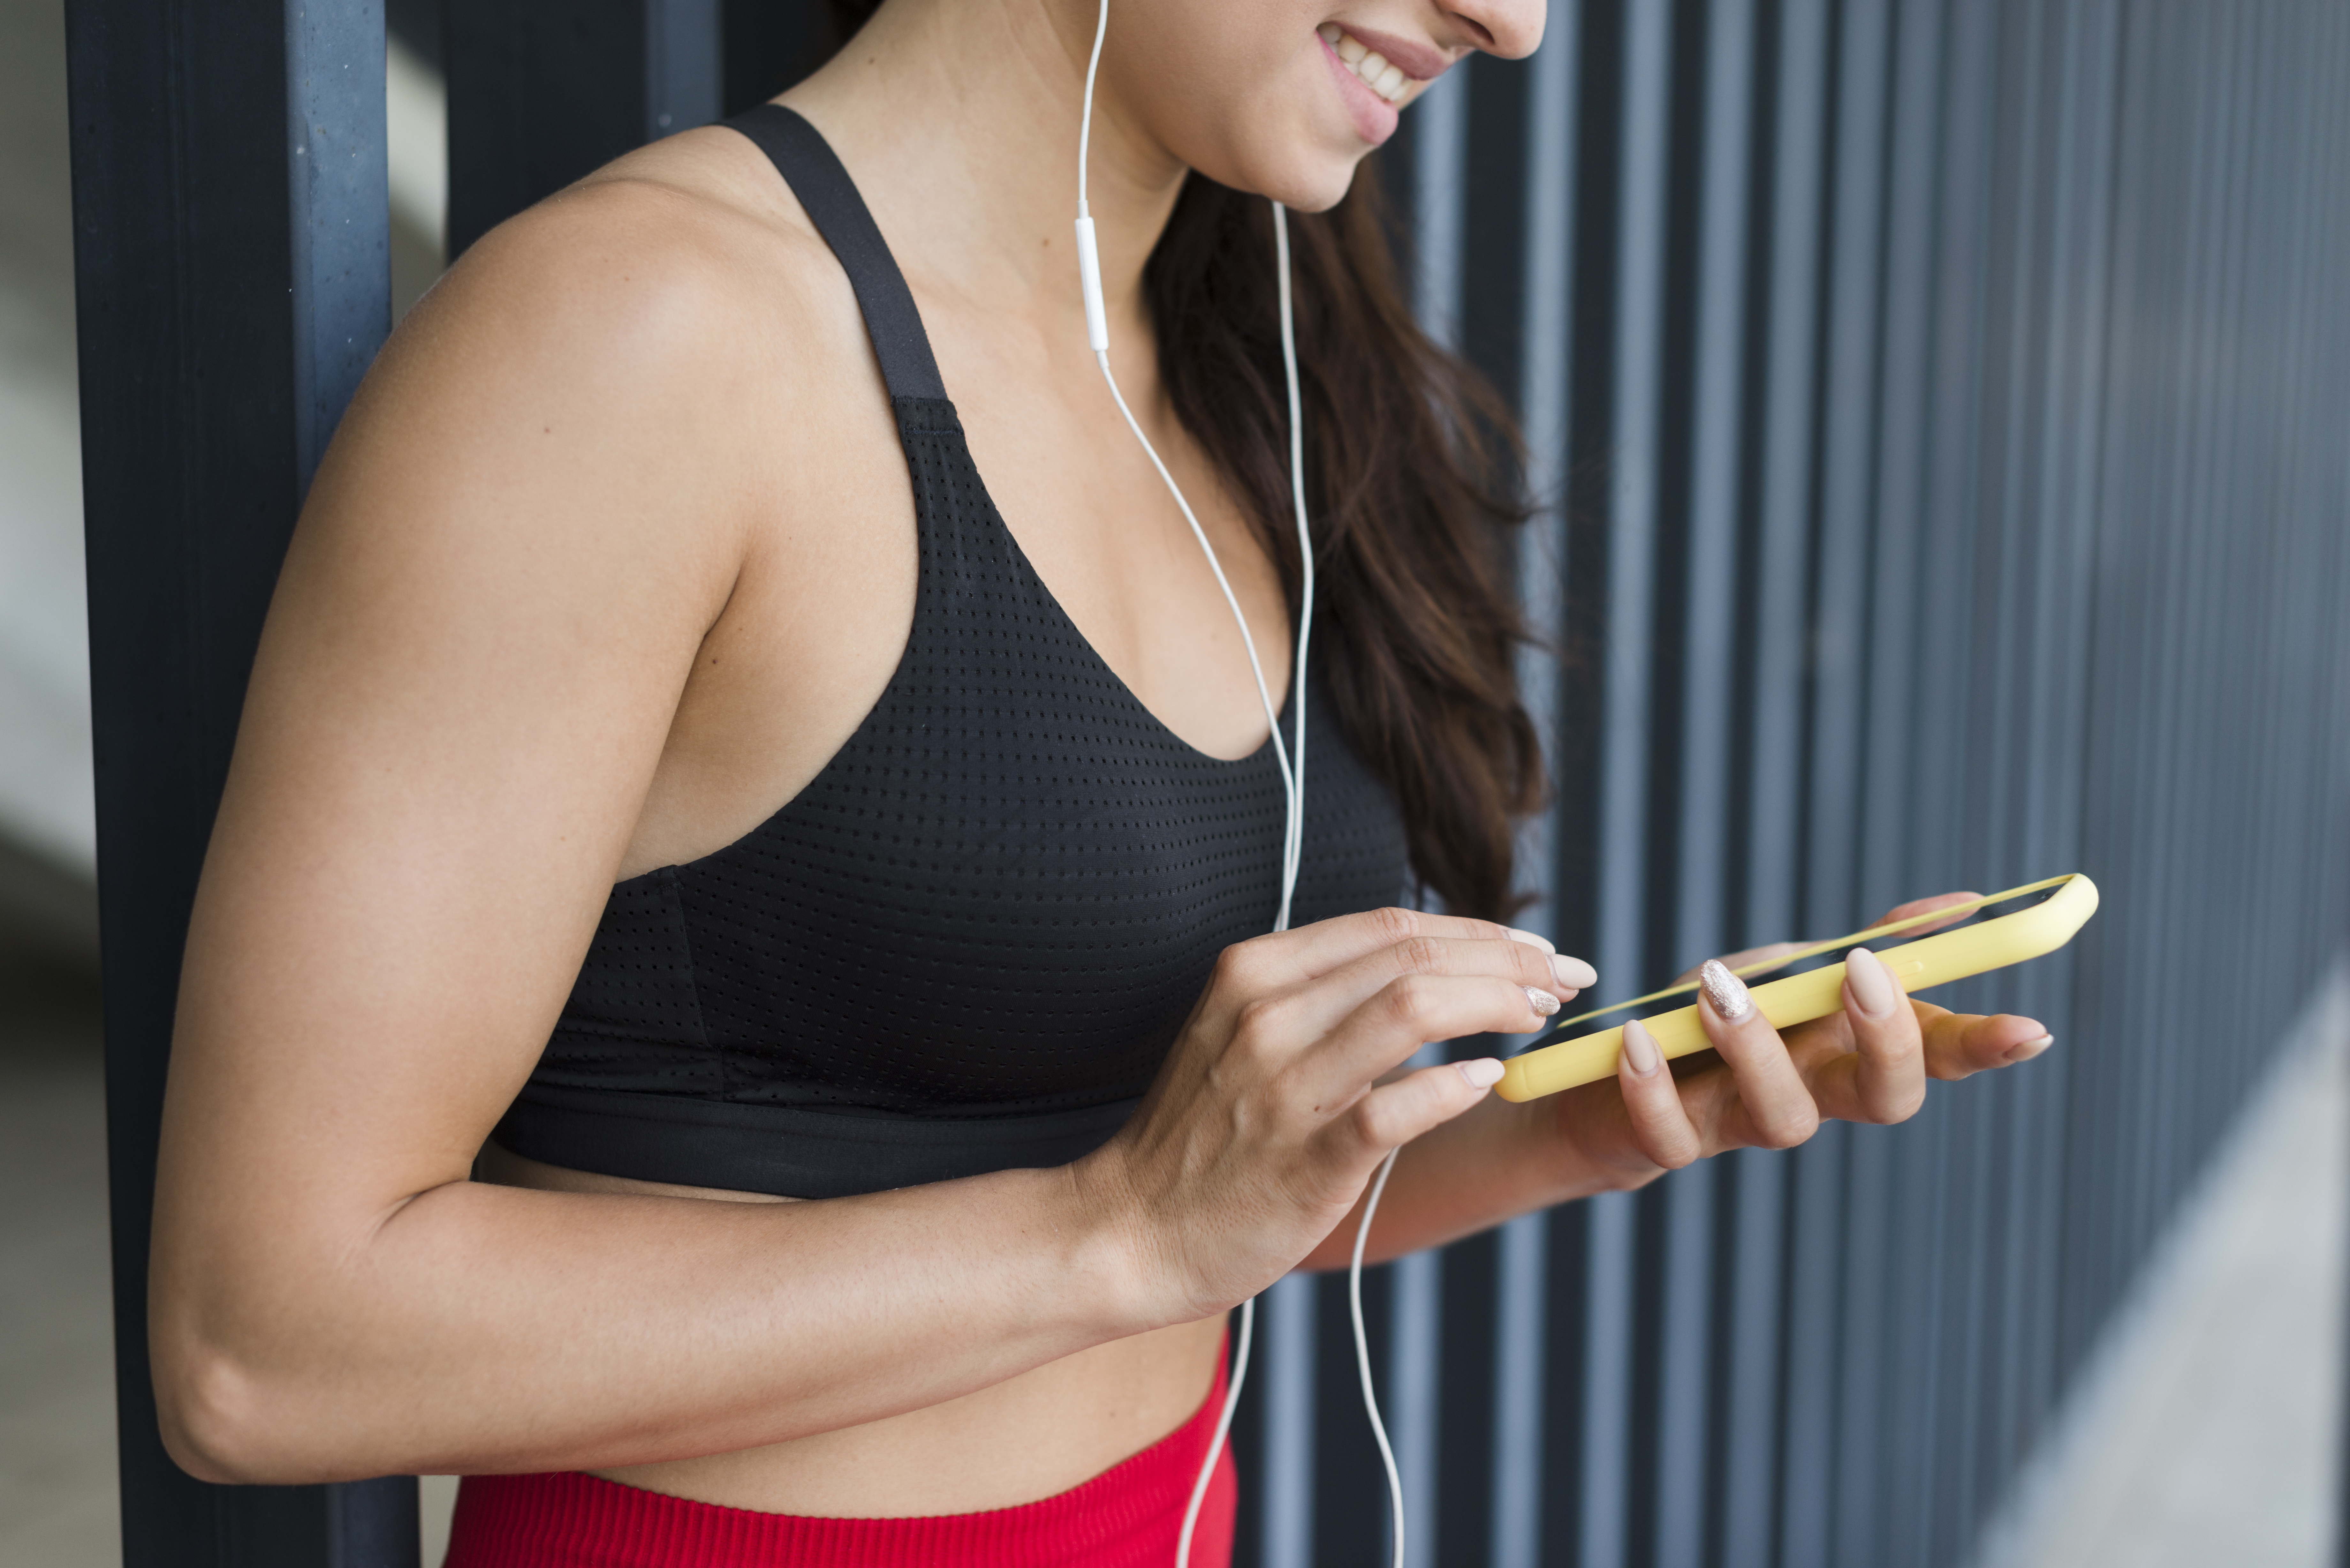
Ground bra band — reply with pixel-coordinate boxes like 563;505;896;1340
494;1084;1142;1199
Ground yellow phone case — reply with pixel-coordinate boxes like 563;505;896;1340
1494;872;2099;1103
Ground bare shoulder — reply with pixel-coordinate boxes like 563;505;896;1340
281;117;895;693
346;119;869;513
406;120;852;368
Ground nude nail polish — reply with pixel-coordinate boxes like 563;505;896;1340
1524;986;1562;1017
2007;1033;2055;1063
1621;1018;1662;1076
1550;953;1598;991
1699;959;1753;1022
1505;926;1557;955
1845;947;1897;1018
1458;1058;1506;1089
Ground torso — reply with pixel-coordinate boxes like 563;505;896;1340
457;100;1362;1513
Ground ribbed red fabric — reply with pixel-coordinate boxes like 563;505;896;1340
442;1359;1235;1568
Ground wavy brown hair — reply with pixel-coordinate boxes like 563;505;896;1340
796;4;1544;918
1146;173;1543;920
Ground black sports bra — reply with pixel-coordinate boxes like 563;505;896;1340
491;106;1410;1199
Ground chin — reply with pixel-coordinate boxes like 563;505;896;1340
1260;155;1366;215
1188;126;1371;215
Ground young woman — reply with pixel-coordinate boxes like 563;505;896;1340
148;1;2055;1562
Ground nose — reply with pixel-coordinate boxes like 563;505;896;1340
1444;0;1546;60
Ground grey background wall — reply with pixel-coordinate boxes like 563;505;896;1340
39;0;2350;1564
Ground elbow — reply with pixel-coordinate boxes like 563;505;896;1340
152;1315;352;1486
155;1343;272;1484
155;1335;341;1486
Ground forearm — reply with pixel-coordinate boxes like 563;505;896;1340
153;1163;1154;1484
1293;1091;1627;1272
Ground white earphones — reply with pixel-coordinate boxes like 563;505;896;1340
1074;7;1406;1565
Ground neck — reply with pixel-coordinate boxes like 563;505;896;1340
785;0;1182;338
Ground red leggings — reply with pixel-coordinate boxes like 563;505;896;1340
443;1359;1236;1568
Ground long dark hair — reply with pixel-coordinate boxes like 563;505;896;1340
1148;175;1542;920
796;7;1545;919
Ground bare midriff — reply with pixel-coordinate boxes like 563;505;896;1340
473;1143;1226;1517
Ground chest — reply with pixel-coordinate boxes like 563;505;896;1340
626;298;1292;881
540;398;1408;1117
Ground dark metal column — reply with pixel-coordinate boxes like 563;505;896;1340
65;1;838;1558
64;0;414;1560
446;0;726;256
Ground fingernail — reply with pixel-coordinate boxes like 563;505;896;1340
1844;947;1896;1018
1458;1058;1505;1089
1523;986;1561;1017
2007;1033;2054;1063
1699;959;1753;1022
1505;926;1557;955
1550;953;1599;991
1621;1018;1661;1077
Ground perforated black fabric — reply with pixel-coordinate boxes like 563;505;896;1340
496;113;1408;1196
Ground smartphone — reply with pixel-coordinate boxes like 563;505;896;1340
1494;873;2099;1103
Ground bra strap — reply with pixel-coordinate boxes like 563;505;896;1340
725;104;948;403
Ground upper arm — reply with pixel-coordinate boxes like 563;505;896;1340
156;180;785;1304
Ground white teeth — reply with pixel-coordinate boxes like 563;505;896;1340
1324;26;1413;103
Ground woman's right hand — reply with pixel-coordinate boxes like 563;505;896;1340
1079;908;1597;1324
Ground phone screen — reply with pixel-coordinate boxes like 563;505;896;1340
1527;877;2073;1048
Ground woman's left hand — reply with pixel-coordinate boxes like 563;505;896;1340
1544;893;2054;1188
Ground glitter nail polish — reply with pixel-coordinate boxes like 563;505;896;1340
1700;959;1754;1022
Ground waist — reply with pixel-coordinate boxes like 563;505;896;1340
492;1083;1144;1198
443;1331;1237;1568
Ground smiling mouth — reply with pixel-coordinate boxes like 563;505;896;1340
1317;23;1415;104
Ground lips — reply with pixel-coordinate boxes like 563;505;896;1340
1319;23;1413;102
1315;23;1451;146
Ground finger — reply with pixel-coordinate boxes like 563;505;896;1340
1289;973;1562;1107
1917;1006;2053;1080
1614;1019;1702;1168
1248;932;1592;1051
1324;1056;1505;1162
1693;960;1820;1150
1870;891;1980;939
1673;940;1806;985
1806;948;1927;1123
1224;906;1583;992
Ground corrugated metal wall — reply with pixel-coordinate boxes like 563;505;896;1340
1232;3;2350;1565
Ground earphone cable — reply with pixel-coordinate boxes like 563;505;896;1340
1351;1147;1407;1568
1079;10;1353;1562
1272;202;1313;925
1078;0;1108;217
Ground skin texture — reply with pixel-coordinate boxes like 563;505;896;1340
148;0;2051;1518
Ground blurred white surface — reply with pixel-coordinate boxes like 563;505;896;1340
388;34;448;254
0;978;117;1565
0;0;95;881
1975;965;2348;1568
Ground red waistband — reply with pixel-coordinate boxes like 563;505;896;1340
443;1354;1235;1568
